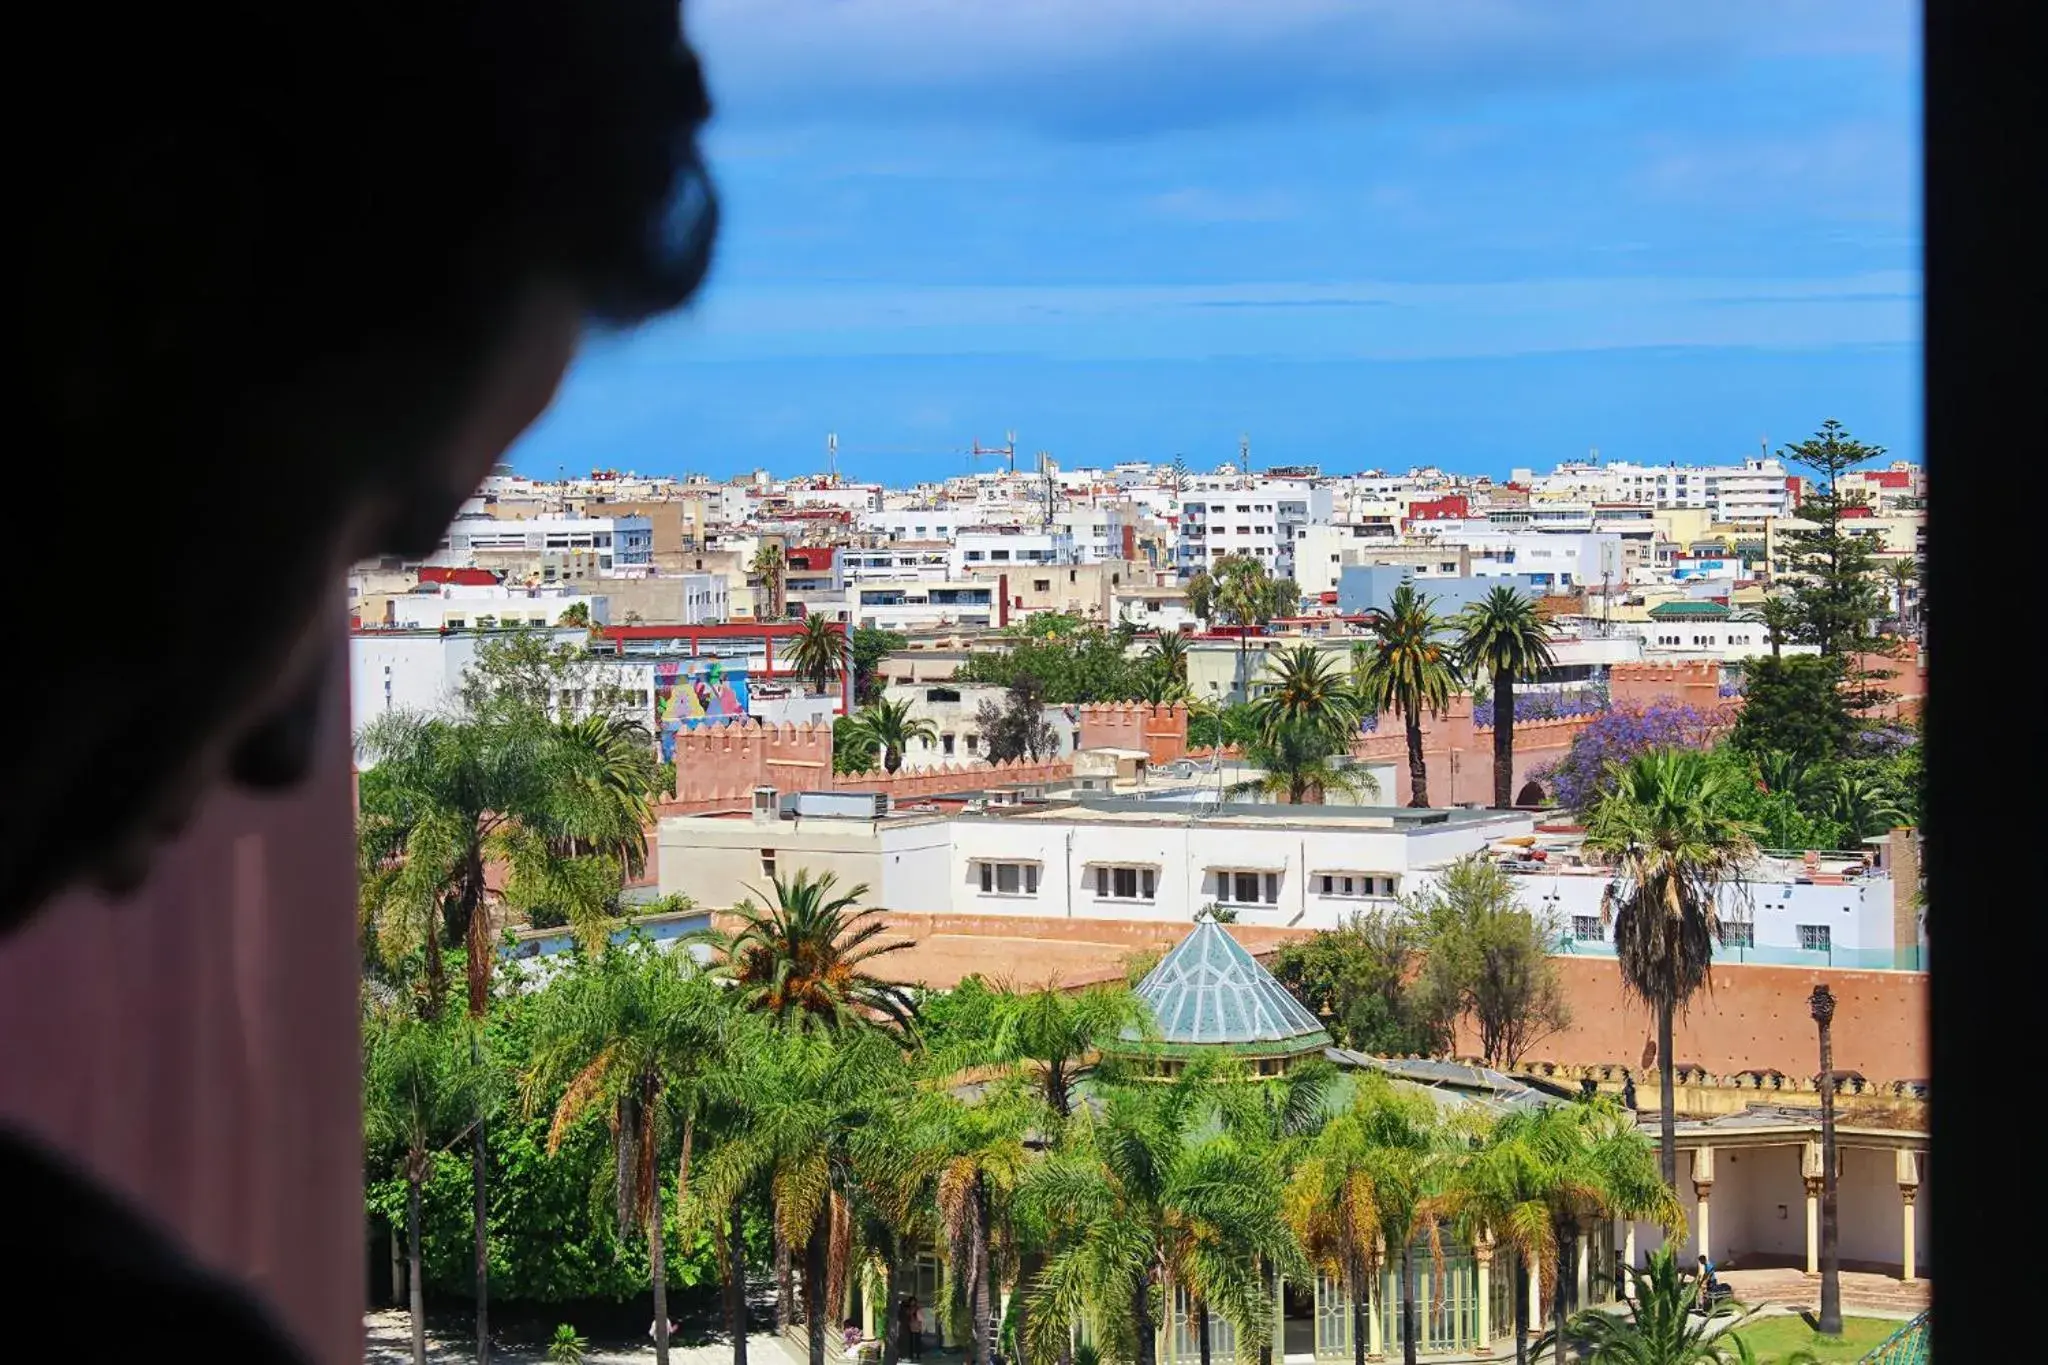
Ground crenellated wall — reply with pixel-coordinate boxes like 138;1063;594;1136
1078;701;1190;765
662;717;1078;814
1609;659;1724;711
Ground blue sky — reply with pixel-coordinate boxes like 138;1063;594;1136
509;0;1920;483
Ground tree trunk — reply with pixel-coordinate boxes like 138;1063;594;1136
1493;669;1514;810
807;1212;831;1365
968;1178;994;1365
776;1226;794;1332
408;1172;428;1365
651;1184;672;1365
882;1256;906;1365
1404;706;1428;808
1133;1274;1156;1365
1256;1263;1274;1365
462;848;492;1364
1400;1243;1417;1365
730;1206;751;1365
1196;1298;1212;1365
1657;1001;1678;1190
1816;1017;1844;1337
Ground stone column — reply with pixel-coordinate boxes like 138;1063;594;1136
1801;1139;1825;1275
1474;1235;1494;1356
1897;1149;1922;1283
1367;1241;1386;1362
1691;1146;1715;1266
1805;1178;1823;1276
1574;1225;1590;1309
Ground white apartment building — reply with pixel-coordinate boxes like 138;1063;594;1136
349;626;590;731
806;579;1005;631
676;572;730;625
366;584;608;632
1292;523;1405;599
1522;459;1793;522
1177;494;1284;573
1430;527;1624;594
841;544;954;583
860;508;967;543
879;682;1083;769
433;512;654;572
951;528;1075;576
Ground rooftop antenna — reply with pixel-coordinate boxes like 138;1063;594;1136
1239;432;1252;485
827;431;838;483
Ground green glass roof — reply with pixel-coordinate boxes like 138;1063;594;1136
1646;599;1731;619
1125;920;1333;1050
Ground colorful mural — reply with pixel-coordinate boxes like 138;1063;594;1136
656;660;750;759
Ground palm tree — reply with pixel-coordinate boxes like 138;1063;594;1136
1583;750;1761;1190
982;981;1154;1119
712;869;919;1034
1882;557;1916;625
1251;645;1362;750
524;944;739;1365
1146;631;1192;688
1136;668;1194;706
1538;1247;1804;1365
1352;584;1461;808
1023;1068;1293;1365
692;1025;910;1365
753;541;788;619
1229;722;1382;806
1758;596;1799;658
362;1006;502;1365
789;614;851;699
538;712;659;873
1283;1086;1396;1365
1211;555;1287;700
1814;770;1908;839
865;1079;1038;1365
1456;588;1559;810
358;708;631;1359
847;697;939;775
1444;1102;1683;1365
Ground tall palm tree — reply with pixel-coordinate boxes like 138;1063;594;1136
692;1025;910;1365
789;614;851;699
864;1078;1039;1365
753;541;788;619
1444;1102;1682;1365
362;1006;502;1365
358;708;631;1359
524;944;742;1365
1283;1086;1395;1365
1456;588;1559;810
1583;750;1761;1190
712;869;919;1034
1883;557;1916;624
1145;631;1192;688
983;981;1155;1120
1251;645;1362;750
1022;1067;1294;1365
1210;555;1286;700
846;697;940;775
1815;771;1909;840
1352;584;1461;808
1758;596;1799;658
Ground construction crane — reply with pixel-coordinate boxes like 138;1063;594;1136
967;431;1018;473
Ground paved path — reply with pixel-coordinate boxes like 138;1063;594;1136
364;1312;802;1365
1717;1268;1930;1320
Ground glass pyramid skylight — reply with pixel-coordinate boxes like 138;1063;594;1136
1126;919;1332;1049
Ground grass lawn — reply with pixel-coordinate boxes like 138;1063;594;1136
1732;1313;1901;1362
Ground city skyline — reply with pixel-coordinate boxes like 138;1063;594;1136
509;0;1919;483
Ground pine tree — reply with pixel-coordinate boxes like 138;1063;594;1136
1773;419;1897;718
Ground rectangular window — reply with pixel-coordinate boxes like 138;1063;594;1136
761;850;777;879
1718;921;1755;948
1798;924;1832;952
1572;916;1603;942
941;734;955;755
979;862;1039;896
1096;866;1155;900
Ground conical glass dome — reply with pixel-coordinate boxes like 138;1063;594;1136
1125;919;1332;1054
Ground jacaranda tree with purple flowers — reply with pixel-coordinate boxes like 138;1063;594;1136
1534;701;1714;817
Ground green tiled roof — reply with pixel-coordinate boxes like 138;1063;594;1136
1125;920;1332;1051
1646;599;1731;619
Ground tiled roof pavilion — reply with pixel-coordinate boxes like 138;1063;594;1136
1124;918;1333;1057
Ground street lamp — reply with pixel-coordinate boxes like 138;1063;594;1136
1809;983;1843;1337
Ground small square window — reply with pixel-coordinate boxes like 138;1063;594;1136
1719;922;1755;948
1572;916;1603;942
1798;924;1831;952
